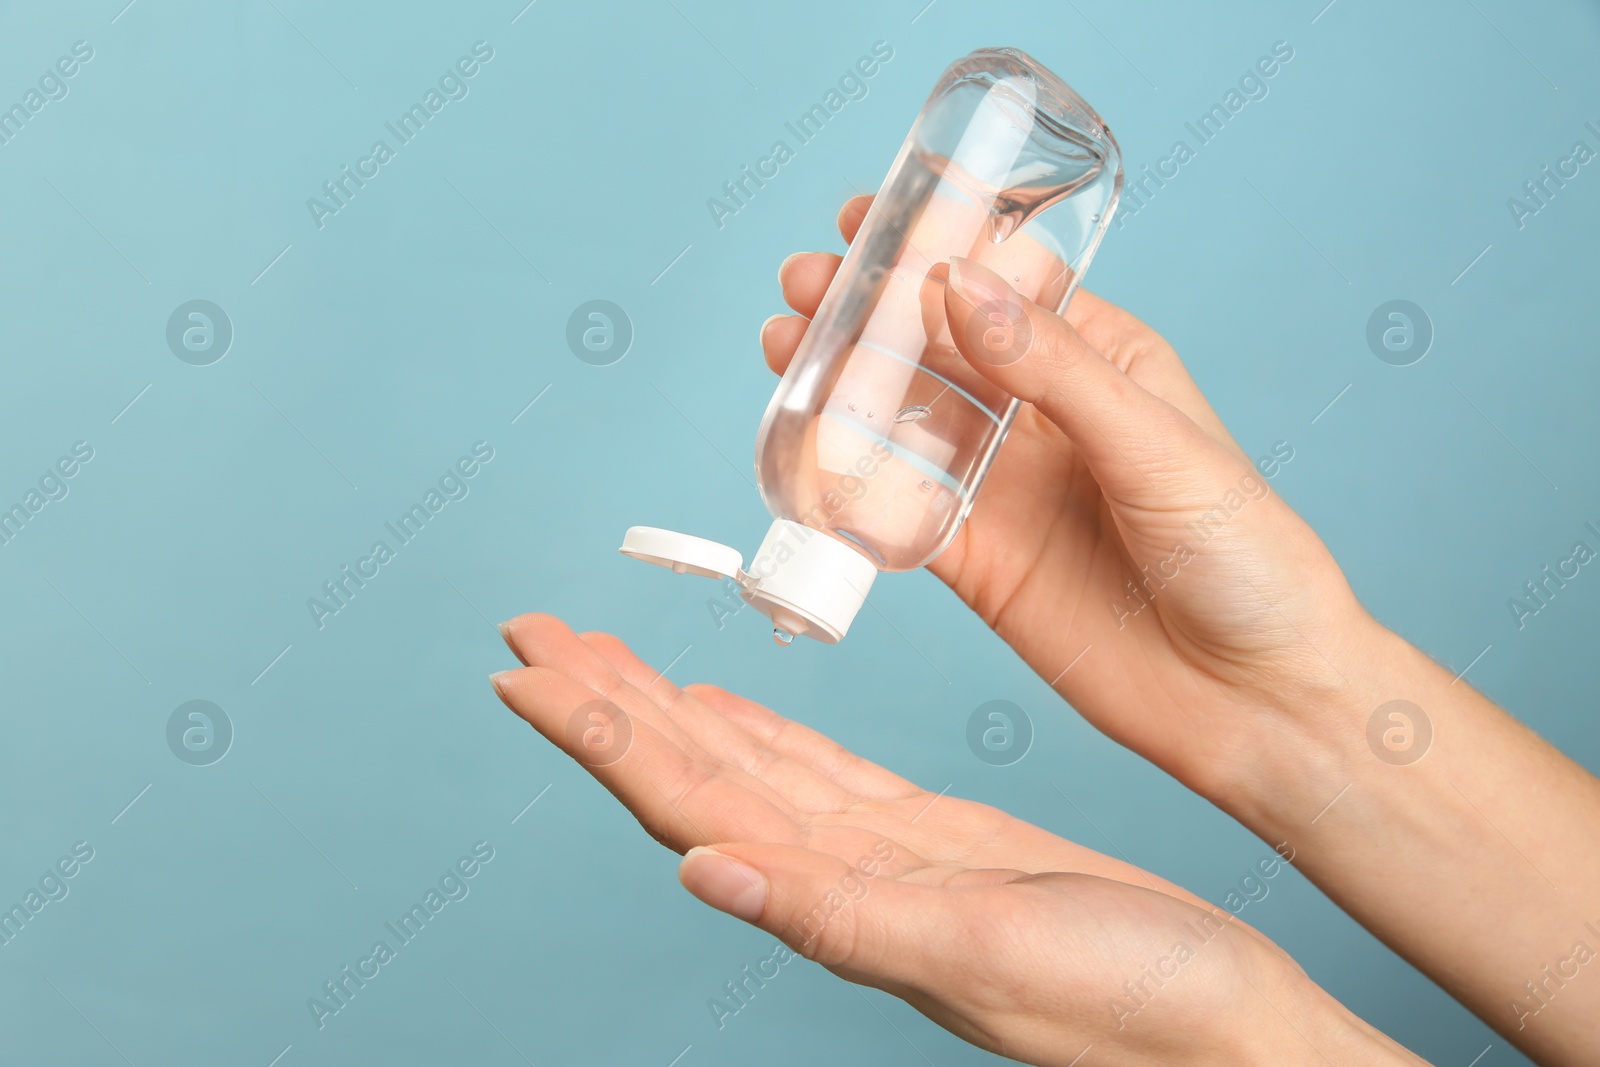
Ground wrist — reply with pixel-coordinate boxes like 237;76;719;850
1081;912;1425;1067
1205;599;1406;831
1230;951;1430;1066
1214;609;1600;1066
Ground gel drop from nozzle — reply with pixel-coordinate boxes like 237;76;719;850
621;47;1124;644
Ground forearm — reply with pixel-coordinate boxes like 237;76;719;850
1227;615;1600;1065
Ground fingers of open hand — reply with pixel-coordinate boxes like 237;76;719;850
500;613;697;755
685;681;922;804
493;614;800;851
565;634;862;813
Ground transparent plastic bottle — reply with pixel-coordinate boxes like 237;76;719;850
622;47;1122;644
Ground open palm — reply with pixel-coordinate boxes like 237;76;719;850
492;613;1303;1066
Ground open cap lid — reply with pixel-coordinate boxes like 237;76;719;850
619;526;745;581
618;520;877;644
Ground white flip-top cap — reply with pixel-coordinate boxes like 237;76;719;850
619;519;877;644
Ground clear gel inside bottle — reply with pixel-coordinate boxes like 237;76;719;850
754;47;1123;573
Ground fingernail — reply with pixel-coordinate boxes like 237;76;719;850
497;621;529;665
759;313;785;345
680;846;767;923
947;256;1018;308
778;251;802;282
948;258;1033;367
489;670;514;696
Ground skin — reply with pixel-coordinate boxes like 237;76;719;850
492;616;1418;1065
493;195;1600;1064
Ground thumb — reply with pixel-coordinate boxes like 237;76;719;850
678;843;945;985
944;256;1213;499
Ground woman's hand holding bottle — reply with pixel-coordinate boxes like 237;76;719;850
763;195;1600;1065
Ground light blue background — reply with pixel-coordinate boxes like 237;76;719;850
1;1;1596;1063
